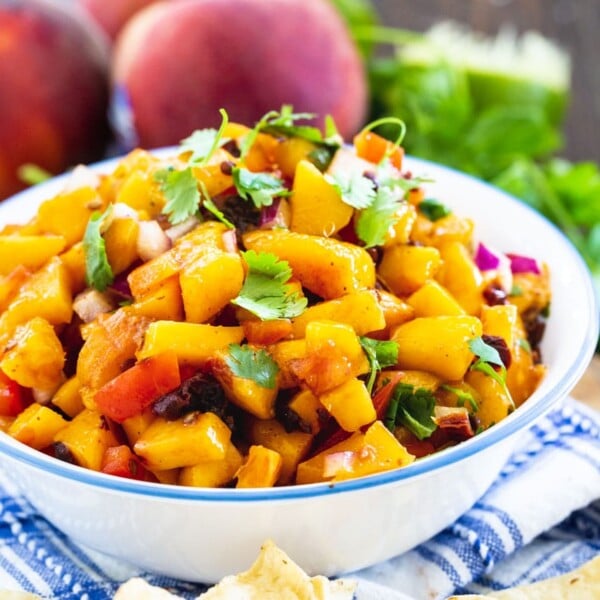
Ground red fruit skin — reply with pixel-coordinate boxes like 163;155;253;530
111;0;367;149
0;0;110;200
79;0;159;41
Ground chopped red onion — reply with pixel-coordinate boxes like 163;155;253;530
110;271;133;299
474;242;501;271
221;229;238;254
259;198;291;230
506;253;541;275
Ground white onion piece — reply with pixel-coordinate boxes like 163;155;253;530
32;375;65;405
73;289;115;323
62;164;100;193
165;215;200;242
111;202;140;221
137;220;171;261
322;451;357;478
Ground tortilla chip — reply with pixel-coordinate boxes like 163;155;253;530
449;554;600;599
113;578;181;600
197;539;356;600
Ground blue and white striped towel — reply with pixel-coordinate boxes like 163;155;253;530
0;397;599;600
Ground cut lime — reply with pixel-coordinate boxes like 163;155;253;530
398;21;571;126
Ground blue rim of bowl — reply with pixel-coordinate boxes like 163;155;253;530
0;156;597;502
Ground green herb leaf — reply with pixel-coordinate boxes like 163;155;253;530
418;198;451;221
355;186;401;248
240;106;342;159
201;196;234;229
232;250;307;320
226;344;279;389
468;336;515;410
232;167;288;208
360;337;399;393
440;384;479;412
517;338;532;353
328;170;376;210
468;336;504;367
510;284;524;297
384;383;437;440
155;167;200;225
17;163;52;186
83;206;114;292
179;108;229;165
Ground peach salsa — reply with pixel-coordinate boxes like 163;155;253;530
0;108;550;488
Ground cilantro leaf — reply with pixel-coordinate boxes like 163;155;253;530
226;344;279;389
179;108;229;165
372;159;433;196
232;250;307;320
328;170;376;210
418;198;452;221
360;336;399;392
83;206;114;292
384;383;437;440
440;384;479;412
232;167;288;208
468;336;515;410
240;105;342;159
355;186;402;248
202;196;235;229
155;167;200;225
468;336;504;367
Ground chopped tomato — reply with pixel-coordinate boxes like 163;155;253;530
101;445;157;482
353;130;404;170
0;370;30;416
95;351;181;422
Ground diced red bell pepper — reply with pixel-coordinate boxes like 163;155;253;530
0;370;31;416
101;445;157;482
95;351;181;422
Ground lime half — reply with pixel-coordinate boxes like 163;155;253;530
399;21;571;126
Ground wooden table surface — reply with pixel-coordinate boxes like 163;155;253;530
372;0;600;413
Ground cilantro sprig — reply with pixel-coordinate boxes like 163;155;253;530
155;167;200;225
359;336;399;393
468;336;515;410
328;170;376;210
384;382;438;440
232;250;307;320
232;167;288;208
155;109;230;225
83;206;114;292
226;344;279;389
440;384;479;412
418;198;452;221
239;105;342;160
355;186;401;248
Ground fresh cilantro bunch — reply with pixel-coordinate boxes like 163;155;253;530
332;3;600;292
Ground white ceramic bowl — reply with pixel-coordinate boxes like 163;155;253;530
0;155;597;583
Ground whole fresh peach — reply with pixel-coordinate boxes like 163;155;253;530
79;0;160;41
111;0;367;149
0;0;110;200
